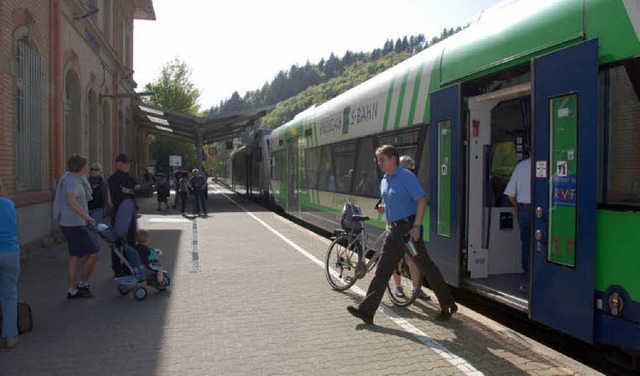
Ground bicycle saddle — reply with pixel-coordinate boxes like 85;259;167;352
351;214;370;222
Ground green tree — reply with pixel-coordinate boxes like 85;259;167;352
145;57;201;115
143;58;200;172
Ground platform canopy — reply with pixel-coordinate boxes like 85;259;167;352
134;102;273;144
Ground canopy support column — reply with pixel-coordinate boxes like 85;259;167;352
196;128;203;172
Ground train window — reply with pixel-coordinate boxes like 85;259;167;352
333;142;357;193
354;137;379;197
318;146;335;191
377;129;420;171
377;129;420;149
490;141;519;207
602;66;640;207
303;147;321;189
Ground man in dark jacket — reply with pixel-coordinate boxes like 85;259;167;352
107;153;139;276
188;169;208;217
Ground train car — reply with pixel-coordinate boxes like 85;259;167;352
230;129;272;201
267;0;640;356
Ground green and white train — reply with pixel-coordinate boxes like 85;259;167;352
232;0;640;355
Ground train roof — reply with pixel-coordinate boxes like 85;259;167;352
270;0;640;148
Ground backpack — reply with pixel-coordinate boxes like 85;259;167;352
340;202;363;231
0;302;32;334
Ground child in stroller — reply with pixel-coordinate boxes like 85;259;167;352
134;229;168;288
93;198;170;300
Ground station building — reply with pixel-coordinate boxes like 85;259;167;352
0;0;156;254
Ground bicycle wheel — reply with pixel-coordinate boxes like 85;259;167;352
386;257;419;307
325;234;360;290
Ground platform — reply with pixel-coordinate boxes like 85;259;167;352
1;182;602;375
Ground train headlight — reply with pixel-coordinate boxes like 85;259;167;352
607;292;625;316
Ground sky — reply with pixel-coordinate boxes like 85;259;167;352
133;0;503;110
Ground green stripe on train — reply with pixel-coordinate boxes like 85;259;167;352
408;63;425;126
382;79;395;132
394;71;411;129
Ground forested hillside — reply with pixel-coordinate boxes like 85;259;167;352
206;27;463;129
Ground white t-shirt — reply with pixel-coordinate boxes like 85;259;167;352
504;158;531;204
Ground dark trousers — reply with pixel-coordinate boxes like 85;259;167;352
193;191;207;215
179;192;188;213
110;207;137;275
172;188;180;207
517;205;531;284
358;222;454;316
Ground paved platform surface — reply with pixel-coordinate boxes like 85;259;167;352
1;183;603;375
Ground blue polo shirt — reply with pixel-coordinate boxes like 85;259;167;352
380;167;426;222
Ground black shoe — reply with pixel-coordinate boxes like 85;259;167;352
347;306;374;325
76;284;95;299
67;290;79;299
435;303;458;321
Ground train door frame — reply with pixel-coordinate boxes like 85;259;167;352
465;83;532;310
287;138;299;214
531;39;598;343
428;83;464;287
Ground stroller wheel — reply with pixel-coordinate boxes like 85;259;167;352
156;275;170;291
134;287;148;301
118;286;129;295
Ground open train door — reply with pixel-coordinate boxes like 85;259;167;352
428;84;463;287
531;39;598;343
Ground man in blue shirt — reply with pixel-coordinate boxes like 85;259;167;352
347;145;457;324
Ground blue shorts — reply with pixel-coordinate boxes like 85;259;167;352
61;226;99;257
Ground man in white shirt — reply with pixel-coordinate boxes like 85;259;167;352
504;155;531;292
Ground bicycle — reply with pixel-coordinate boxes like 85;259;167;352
324;214;422;307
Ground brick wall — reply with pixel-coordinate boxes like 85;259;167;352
0;0;145;256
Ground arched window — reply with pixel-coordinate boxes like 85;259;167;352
88;89;98;163
15;39;47;191
64;70;82;162
102;100;112;173
118;110;125;154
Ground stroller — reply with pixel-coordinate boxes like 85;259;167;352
93;198;171;301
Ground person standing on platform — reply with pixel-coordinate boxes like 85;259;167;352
155;175;170;211
188;169;207;217
177;173;190;214
54;154;99;299
347;145;457;324
390;155;431;301
504;149;532;292
0;180;20;348
108;153;139;277
88;162;112;250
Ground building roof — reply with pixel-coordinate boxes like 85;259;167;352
134;102;273;143
134;0;156;20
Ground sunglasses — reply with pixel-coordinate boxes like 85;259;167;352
90;168;101;171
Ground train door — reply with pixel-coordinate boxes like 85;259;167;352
466;83;532;308
531;39;598;343
288;139;299;214
429;84;463;286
